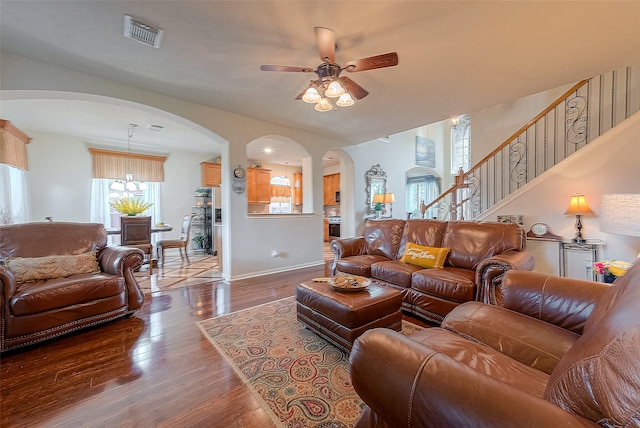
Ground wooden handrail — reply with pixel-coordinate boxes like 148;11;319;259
421;79;590;217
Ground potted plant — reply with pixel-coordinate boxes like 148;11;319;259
110;197;153;216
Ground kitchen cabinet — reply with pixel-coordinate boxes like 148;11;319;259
247;167;271;204
323;173;340;205
324;218;329;242
293;172;303;206
201;162;221;187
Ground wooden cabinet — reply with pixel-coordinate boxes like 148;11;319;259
323;173;340;205
293;172;302;206
324;218;329;242
201;162;221;187
247;167;271;204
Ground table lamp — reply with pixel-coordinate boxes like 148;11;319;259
564;194;593;243
383;193;395;218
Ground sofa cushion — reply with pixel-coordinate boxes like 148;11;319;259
10;272;125;316
5;252;100;283
396;219;447;258
544;264;640;425
363;219;406;260
335;255;391;278
411;268;476;302
442;221;524;270
400;243;450;269
371;260;423;288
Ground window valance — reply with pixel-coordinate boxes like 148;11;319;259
89;148;167;182
0;120;31;171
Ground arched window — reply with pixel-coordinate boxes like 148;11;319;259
451;114;471;174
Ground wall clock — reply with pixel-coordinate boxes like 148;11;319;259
527;222;561;240
232;165;246;194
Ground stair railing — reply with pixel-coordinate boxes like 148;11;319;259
422;65;639;221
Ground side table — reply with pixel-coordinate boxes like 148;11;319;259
559;240;605;281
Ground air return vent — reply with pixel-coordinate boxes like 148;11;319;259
123;15;164;48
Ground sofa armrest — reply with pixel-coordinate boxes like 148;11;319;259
350;329;598;428
97;246;145;311
329;237;367;275
500;270;611;335
0;265;17;301
476;250;536;305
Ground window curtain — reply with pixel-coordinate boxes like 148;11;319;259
88;148;166;181
0;163;30;224
0;120;31;171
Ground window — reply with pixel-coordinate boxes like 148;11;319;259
451;114;471;175
91;178;162;244
269;175;292;214
406;175;440;219
0;163;30;224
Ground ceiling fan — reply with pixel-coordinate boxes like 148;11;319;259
260;27;399;112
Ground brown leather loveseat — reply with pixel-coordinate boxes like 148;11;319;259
330;219;535;323
349;263;640;427
0;222;145;352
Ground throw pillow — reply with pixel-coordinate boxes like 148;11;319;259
400;243;450;269
5;252;100;283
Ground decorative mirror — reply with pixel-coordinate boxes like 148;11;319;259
365;164;387;215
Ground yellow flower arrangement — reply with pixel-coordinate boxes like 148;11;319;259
110;197;153;216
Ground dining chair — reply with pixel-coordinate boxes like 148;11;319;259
120;215;153;274
157;215;193;267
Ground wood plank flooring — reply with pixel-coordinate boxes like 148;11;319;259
0;251;429;427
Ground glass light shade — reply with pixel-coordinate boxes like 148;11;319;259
302;87;321;103
325;80;345;98
110;180;125;191
125;180;137;191
336;92;354;107
314;98;333;112
564;194;593;215
138;182;148;190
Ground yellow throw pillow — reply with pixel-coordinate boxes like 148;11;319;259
5;252;100;283
400;243;450;269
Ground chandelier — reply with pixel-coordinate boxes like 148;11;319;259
110;124;146;192
300;64;355;112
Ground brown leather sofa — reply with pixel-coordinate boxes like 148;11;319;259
0;222;145;352
330;219;535;323
349;263;640;427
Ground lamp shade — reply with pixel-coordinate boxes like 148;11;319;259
564;194;593;215
314;98;333;112
373;194;385;204
383;193;395;204
601;194;640;237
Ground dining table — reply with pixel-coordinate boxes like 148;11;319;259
106;225;173;235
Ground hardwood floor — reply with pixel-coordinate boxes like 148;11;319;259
0;251;429;427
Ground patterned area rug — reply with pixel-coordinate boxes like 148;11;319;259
198;296;423;428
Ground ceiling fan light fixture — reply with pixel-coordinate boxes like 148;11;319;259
314;98;333;112
302;87;321;103
110;180;125;191
336;92;355;107
325;80;345;98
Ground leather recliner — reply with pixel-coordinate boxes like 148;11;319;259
349;262;640;427
0;222;145;352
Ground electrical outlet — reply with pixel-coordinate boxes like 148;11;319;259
271;249;279;258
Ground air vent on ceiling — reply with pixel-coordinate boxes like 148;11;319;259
123;15;164;48
147;124;165;132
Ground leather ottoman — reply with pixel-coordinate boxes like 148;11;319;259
296;281;403;352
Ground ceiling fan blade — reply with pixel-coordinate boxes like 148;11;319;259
314;27;335;63
260;65;314;73
339;76;369;100
344;52;398;72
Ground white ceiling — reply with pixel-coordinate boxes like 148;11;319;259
2;1;640;164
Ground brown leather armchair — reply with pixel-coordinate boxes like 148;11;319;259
350;263;640;427
0;222;145;352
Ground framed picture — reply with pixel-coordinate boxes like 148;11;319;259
416;136;435;167
497;214;524;226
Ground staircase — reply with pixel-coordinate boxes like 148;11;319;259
424;65;640;221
